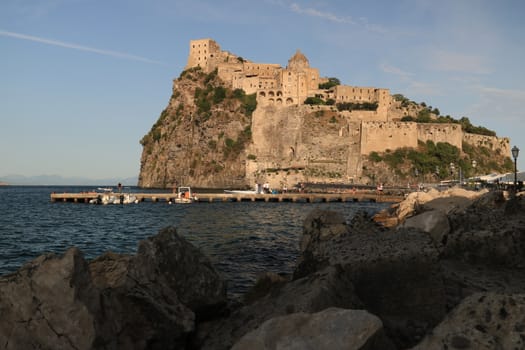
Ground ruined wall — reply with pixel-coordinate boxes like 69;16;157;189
417;123;463;150
463;133;510;156
360;121;418;154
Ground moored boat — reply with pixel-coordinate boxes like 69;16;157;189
172;186;197;203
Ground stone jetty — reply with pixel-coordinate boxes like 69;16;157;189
1;189;524;349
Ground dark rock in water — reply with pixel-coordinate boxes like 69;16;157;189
0;226;227;350
231;307;396;350
133;226;227;319
412;292;525;350
193;265;364;350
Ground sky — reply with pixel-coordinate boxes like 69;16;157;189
1;0;524;182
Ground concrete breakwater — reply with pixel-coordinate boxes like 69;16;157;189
2;189;524;349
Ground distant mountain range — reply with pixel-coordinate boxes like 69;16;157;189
0;174;138;186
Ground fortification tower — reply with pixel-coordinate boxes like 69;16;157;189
185;38;221;72
280;50;320;105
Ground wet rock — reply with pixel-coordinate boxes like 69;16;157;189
412;292;525;350
232;307;396;350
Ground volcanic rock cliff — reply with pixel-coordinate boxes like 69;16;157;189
138;68;256;188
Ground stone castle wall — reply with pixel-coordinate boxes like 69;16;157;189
360;122;418;154
417;123;463;150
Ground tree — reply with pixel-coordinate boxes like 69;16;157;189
318;77;340;89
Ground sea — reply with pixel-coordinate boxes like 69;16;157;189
0;185;391;299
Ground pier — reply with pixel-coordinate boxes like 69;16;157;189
50;191;404;204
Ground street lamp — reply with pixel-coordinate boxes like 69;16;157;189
511;146;519;191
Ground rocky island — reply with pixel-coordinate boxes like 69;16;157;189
138;39;512;189
1;188;523;349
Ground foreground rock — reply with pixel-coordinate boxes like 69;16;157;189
374;187;488;227
2;190;523;349
0;227;226;350
232;307;395;350
297;210;447;348
412;292;525;350
193;265;366;349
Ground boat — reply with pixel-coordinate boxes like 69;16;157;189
224;189;259;194
97;187;113;192
172;186;197;203
224;183;265;195
89;192;138;205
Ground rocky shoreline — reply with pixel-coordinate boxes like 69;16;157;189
1;189;524;349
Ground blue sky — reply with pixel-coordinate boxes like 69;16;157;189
1;0;524;181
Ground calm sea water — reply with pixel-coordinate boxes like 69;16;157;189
0;185;390;298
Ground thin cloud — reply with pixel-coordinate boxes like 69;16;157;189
290;3;355;24
380;63;414;79
288;3;386;33
0;30;167;65
429;49;490;75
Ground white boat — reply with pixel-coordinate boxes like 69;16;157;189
224;183;264;195
172;186;197;203
97;187;113;192
89;193;138;205
224;189;259;194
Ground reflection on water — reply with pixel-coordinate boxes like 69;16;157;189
0;186;390;297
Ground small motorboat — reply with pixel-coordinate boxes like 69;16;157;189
173;186;197;203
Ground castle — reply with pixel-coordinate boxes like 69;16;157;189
183;39;510;185
186;38;390;118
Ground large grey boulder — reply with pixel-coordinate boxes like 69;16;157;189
131;226;227;317
193;265;364;350
374;188;487;227
0;248;99;350
0;226;227;350
232;307;395;350
412;292;525;350
443;193;525;268
400;209;450;248
294;210;446;349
